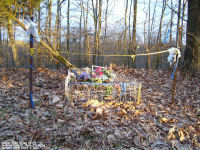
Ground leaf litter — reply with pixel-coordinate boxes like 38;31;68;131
0;67;199;149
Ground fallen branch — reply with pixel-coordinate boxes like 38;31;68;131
13;16;81;74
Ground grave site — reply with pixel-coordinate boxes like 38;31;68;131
0;0;200;149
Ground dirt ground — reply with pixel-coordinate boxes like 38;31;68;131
0;67;199;149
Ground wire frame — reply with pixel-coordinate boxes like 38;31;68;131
68;82;142;105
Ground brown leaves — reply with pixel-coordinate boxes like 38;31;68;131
0;68;199;149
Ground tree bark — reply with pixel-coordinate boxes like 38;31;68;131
132;0;137;53
184;0;200;72
103;0;109;66
79;3;82;66
124;0;128;67
7;18;18;66
176;0;181;47
92;0;98;64
97;0;102;65
180;0;187;48
48;0;52;41
128;0;133;67
66;0;70;60
150;0;157;45
169;0;173;43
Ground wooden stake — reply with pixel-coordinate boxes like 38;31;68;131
171;27;182;103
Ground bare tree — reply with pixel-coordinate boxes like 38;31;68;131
82;0;90;64
79;1;83;65
169;0;173;43
48;0;52;40
150;0;157;45
7;18;17;66
180;0;187;47
128;0;133;67
132;0;137;52
91;0;102;65
103;0;109;65
124;0;128;66
66;0;70;60
157;0;167;44
176;0;182;47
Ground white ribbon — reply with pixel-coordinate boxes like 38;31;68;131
167;47;181;65
26;20;40;42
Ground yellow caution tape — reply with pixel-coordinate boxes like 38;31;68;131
30;48;34;56
131;55;136;62
35;49;172;58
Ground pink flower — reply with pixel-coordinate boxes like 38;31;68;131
95;67;101;73
98;71;103;77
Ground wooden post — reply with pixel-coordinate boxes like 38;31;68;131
171;27;182;103
29;16;34;108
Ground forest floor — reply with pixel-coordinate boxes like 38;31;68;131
0;67;199;149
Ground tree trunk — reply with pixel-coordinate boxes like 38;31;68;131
83;0;90;65
103;0;109;66
92;0;98;64
180;0;187;48
184;0;200;72
128;0;132;67
148;0;151;47
155;0;167;69
150;0;157;45
132;0;137;53
97;0;102;65
176;0;182;47
56;0;61;51
169;0;173;44
7;18;18;66
66;0;70;60
157;0;167;44
48;0;52;41
44;6;49;37
79;4;82;66
124;0;128;67
38;6;41;33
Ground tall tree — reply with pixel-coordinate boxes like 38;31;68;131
147;0;151;47
97;0;102;65
82;0;90;64
184;0;200;72
176;0;182;47
124;0;128;66
103;0;109;65
66;0;70;60
79;1;83;65
48;0;52;40
150;0;157;45
157;0;167;44
180;0;187;48
128;0;132;67
7;18;17;65
169;0;173;43
91;0;102;65
132;0;137;52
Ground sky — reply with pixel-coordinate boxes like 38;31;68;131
45;0;187;43
4;0;187;44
